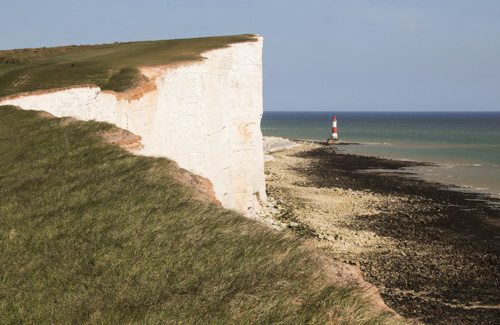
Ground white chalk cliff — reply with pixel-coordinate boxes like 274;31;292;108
0;36;266;215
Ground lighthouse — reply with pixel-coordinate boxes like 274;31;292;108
327;115;339;144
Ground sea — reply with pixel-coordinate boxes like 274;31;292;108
261;111;500;202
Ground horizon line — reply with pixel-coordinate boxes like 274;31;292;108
263;110;500;113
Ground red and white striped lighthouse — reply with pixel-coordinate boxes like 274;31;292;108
327;115;339;144
332;115;338;139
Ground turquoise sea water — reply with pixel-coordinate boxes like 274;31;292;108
261;111;500;199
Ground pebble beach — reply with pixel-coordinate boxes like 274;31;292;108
263;136;500;324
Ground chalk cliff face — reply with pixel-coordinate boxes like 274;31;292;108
0;37;266;215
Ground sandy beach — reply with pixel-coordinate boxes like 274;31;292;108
263;137;500;324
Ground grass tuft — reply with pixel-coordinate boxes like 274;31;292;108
101;68;141;92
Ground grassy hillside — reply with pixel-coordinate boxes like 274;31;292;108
0;34;257;97
0;106;399;323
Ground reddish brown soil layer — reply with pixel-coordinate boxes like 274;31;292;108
100;127;220;206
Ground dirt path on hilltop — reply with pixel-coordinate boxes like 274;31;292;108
265;141;500;324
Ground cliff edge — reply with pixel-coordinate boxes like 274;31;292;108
0;35;266;215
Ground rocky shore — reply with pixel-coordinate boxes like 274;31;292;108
263;137;500;324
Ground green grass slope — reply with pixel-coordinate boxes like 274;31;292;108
0;106;399;324
0;34;257;98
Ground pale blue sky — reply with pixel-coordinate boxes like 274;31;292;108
1;0;499;111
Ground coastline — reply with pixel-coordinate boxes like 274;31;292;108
336;142;500;206
261;111;500;202
264;137;500;323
